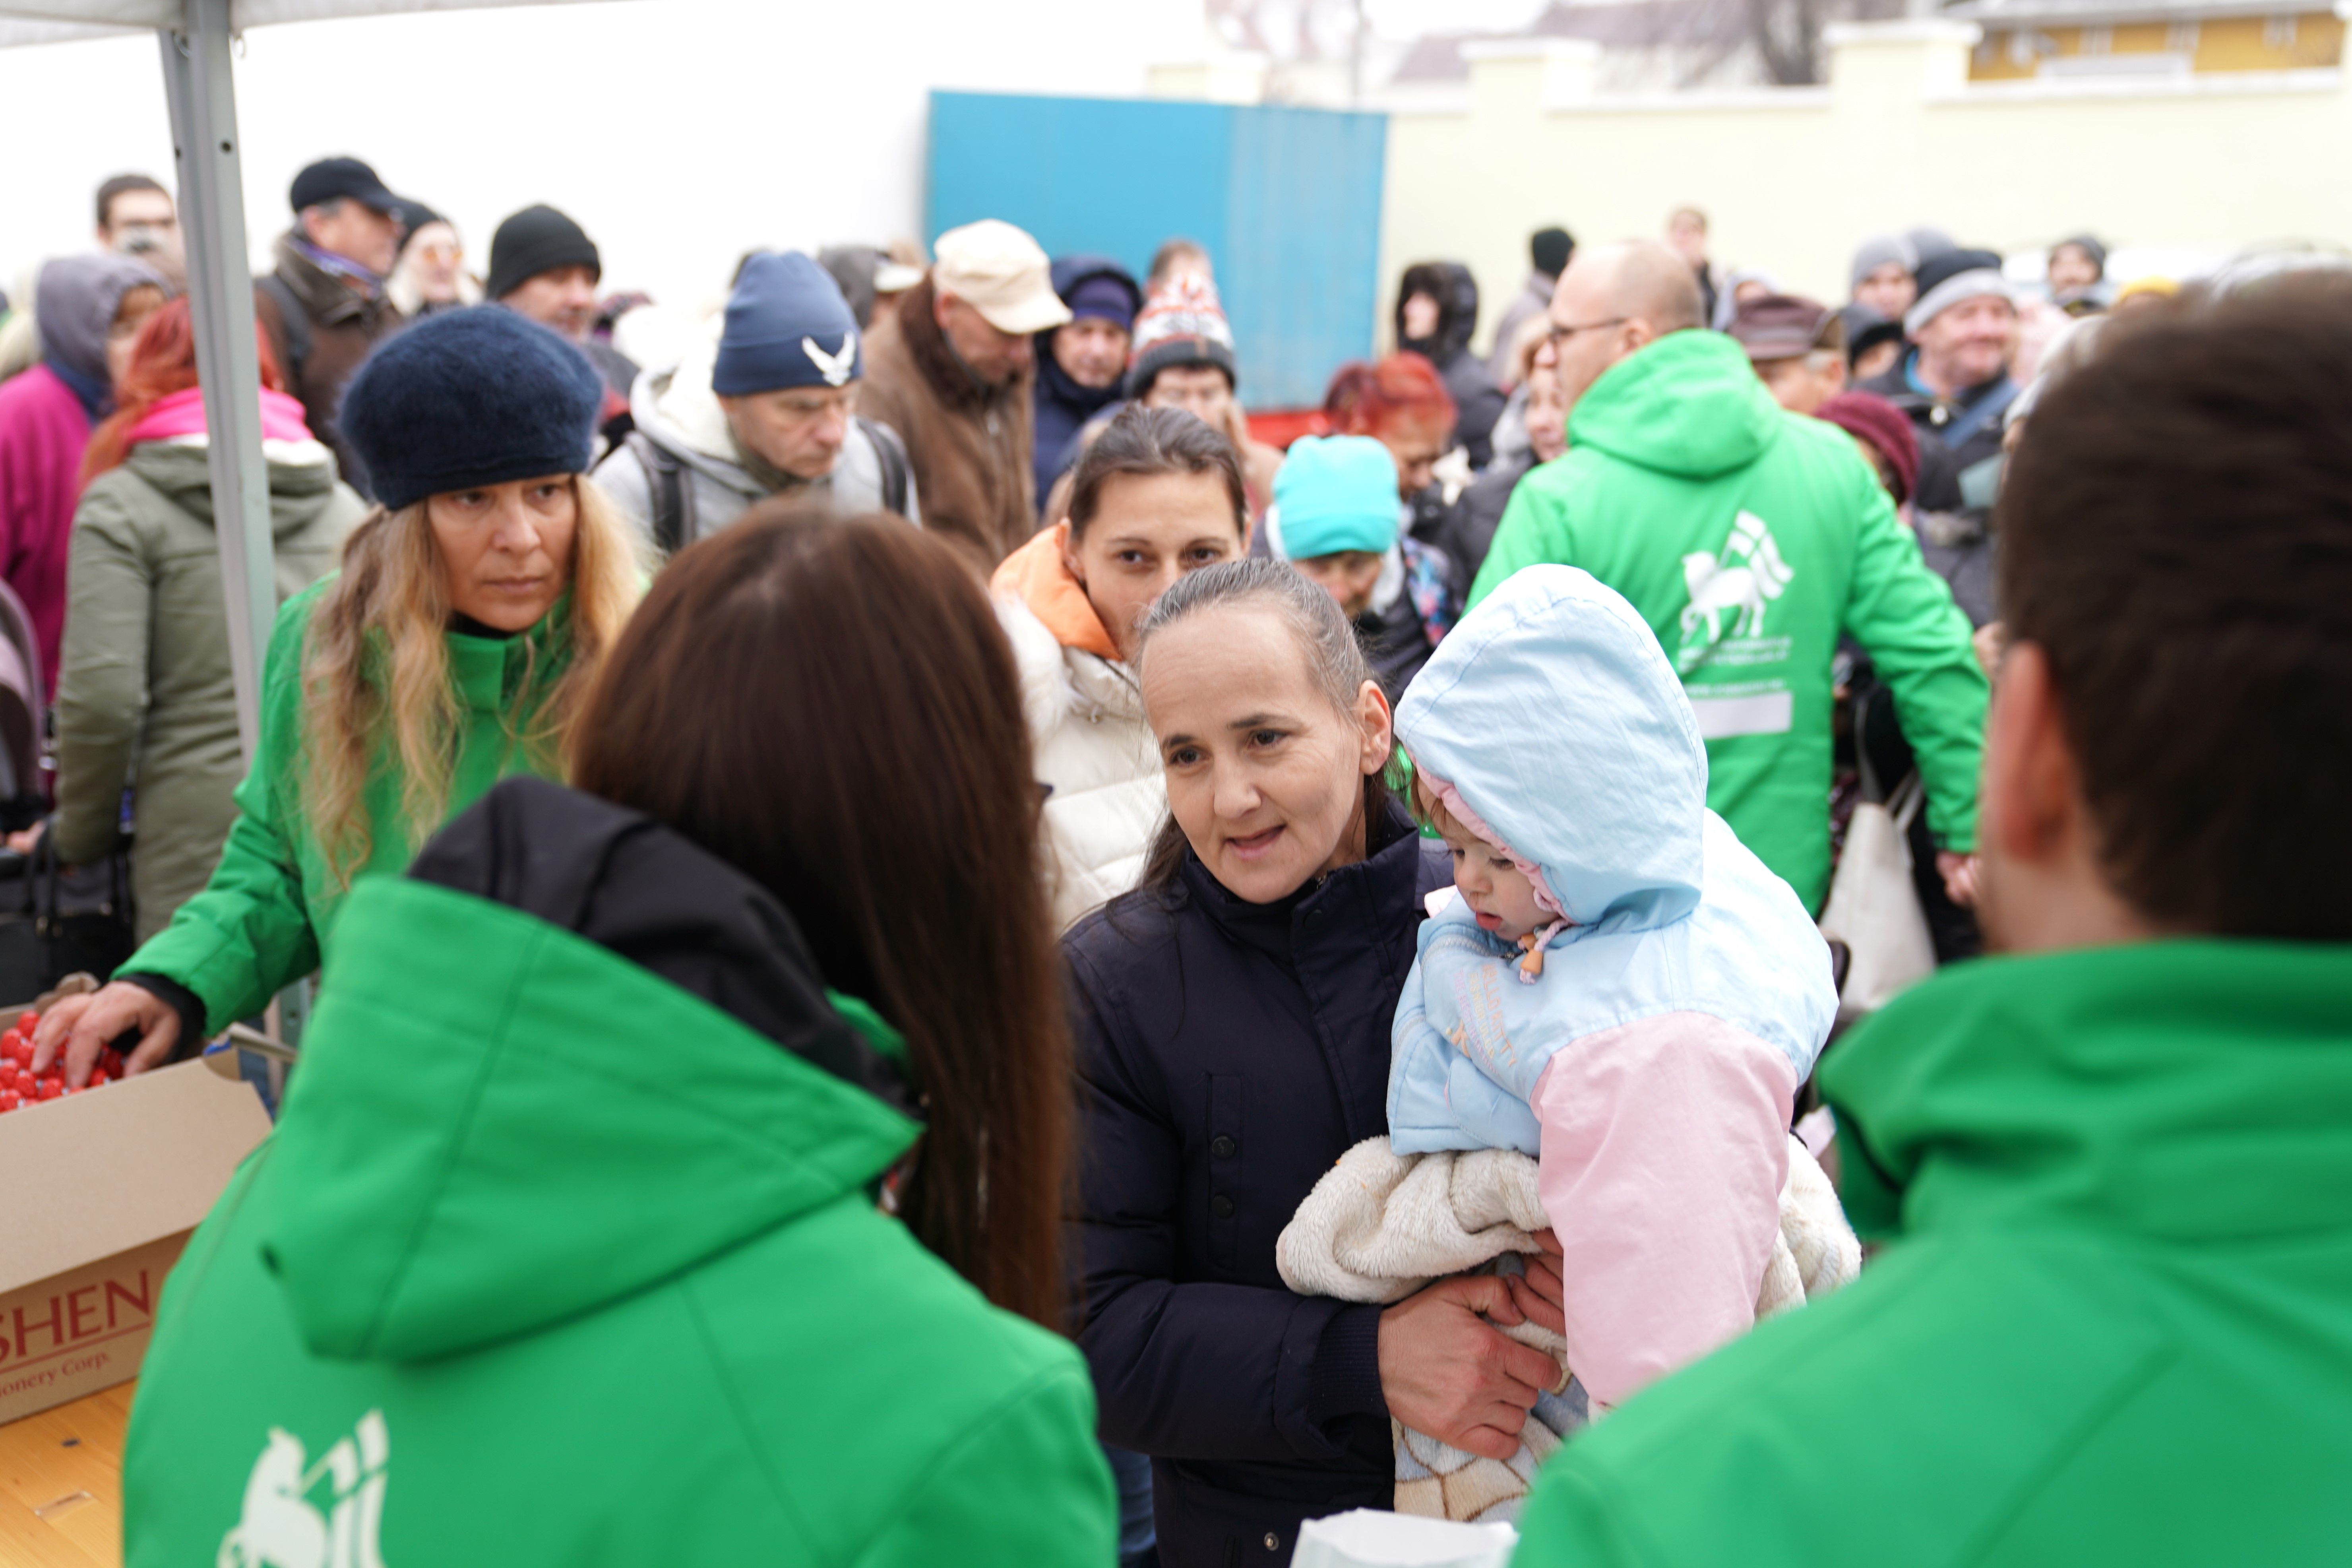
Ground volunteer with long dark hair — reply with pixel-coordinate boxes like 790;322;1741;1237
34;307;641;1083
122;511;1114;1568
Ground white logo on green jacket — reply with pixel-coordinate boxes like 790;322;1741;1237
217;1409;389;1568
1677;510;1794;673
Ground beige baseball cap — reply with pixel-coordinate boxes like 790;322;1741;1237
932;219;1073;335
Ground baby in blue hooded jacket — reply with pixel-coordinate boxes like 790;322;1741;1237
1389;565;1838;1410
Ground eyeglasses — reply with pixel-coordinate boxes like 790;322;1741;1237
1544;316;1626;349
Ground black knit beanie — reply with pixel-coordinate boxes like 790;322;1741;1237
339;307;604;511
485;204;601;302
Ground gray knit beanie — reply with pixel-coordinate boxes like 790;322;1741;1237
1850;235;1919;292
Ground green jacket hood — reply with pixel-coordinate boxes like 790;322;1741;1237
1825;939;2352;1245
1567;328;1783;480
255;785;920;1364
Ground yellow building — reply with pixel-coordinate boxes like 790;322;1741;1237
1953;0;2348;79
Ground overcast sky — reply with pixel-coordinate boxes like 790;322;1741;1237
0;0;1578;315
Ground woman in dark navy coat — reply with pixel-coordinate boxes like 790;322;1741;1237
1065;560;1566;1567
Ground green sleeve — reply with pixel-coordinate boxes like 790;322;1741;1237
854;1362;1117;1568
1839;469;1990;854
1514;1459;1653;1566
50;481;152;866
117;589;324;1033
1467;470;1571;609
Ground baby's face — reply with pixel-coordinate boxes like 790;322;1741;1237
1439;824;1551;942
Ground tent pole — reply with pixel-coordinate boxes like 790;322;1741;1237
159;0;274;764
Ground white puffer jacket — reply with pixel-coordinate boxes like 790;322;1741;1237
992;527;1169;931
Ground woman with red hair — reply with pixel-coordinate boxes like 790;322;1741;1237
46;297;363;940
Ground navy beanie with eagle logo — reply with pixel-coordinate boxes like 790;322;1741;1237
712;251;862;396
339;307;604;512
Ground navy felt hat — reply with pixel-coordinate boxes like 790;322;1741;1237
713;252;861;396
339;307;604;512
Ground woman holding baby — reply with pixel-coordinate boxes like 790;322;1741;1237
1066;558;1839;1565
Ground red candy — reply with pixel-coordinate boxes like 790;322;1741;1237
0;1008;136;1113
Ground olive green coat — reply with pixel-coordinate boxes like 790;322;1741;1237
52;438;362;941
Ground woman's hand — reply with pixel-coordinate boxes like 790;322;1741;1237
30;982;180;1087
6;818;46;857
1378;1275;1562;1461
1504;1229;1567;1336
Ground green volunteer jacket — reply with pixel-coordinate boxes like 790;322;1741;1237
121;574;571;1033
53;439;361;943
1471;331;1987;908
1513;940;2352;1564
123;874;1117;1567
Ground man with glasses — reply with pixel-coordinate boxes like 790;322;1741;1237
596;250;916;556
1470;241;1985;919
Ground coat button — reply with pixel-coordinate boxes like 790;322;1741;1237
1212;1194;1236;1219
1264;1532;1281;1552
1211;1135;1237;1159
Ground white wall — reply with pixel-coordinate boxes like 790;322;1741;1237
0;0;1196;316
1376;25;2352;354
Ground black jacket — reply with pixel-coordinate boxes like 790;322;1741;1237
1396;262;1507;470
1066;806;1451;1567
1033;255;1142;510
1858;357;2015;512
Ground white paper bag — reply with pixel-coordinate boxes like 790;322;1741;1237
1291;1508;1518;1568
1819;768;1935;1020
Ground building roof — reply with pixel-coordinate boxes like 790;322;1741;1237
1389;0;1733;82
1944;0;2336;25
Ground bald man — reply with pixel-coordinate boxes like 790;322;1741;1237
1470;242;1987;919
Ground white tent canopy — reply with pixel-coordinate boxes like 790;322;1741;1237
0;0;583;758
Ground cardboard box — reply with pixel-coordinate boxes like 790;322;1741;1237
0;1054;271;1425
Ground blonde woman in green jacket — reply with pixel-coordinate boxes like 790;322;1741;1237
35;306;641;1085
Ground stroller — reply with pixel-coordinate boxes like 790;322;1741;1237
0;581;134;997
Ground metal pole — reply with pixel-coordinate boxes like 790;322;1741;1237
159;0;274;764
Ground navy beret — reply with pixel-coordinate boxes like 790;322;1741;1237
340;306;604;512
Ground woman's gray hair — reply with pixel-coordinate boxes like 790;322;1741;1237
1135;557;1373;720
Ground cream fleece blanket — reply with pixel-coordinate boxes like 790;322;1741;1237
1277;1134;1860;1523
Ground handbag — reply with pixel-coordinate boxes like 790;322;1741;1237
1817;764;1936;1021
0;831;135;1003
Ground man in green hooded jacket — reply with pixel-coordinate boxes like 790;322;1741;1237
1471;242;1986;911
1511;272;2352;1564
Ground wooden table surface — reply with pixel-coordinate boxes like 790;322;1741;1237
0;1382;132;1568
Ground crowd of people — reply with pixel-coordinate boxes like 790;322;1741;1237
0;152;2346;1568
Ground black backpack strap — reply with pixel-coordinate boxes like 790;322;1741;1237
856;416;911;519
622;431;693;555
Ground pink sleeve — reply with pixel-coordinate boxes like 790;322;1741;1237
1532;1012;1798;1410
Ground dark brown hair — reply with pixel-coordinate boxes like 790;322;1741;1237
1066;403;1248;542
95;172;167;231
1997;272;2352;939
569;508;1072;1326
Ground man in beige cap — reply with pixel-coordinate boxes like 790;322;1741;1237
860;218;1071;566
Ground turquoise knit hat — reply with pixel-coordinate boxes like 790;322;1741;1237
1271;435;1401;561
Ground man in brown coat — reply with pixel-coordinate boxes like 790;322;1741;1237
255;157;410;498
858;219;1069;567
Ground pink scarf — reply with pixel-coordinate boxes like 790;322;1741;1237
124;386;314;449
